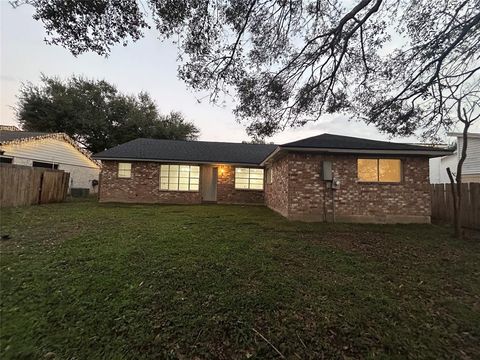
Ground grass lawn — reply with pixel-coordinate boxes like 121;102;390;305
1;199;479;359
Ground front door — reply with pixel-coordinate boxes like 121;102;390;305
201;166;218;202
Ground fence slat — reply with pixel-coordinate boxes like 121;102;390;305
431;183;480;231
0;164;70;207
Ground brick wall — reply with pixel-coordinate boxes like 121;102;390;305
217;165;264;204
99;161;202;204
266;153;431;223
99;161;264;205
265;155;289;217
100;155;431;223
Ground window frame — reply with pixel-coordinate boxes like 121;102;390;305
357;158;403;184
159;164;200;192
33;161;59;170
117;162;132;178
234;167;265;191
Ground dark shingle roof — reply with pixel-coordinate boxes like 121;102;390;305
93;138;277;165
281;133;449;152
0;131;51;143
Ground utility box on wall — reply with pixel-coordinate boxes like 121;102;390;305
322;161;333;181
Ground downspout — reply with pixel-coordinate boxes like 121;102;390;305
332;187;336;223
331;171;336;223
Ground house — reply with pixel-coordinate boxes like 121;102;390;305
0;129;100;193
93;134;451;223
429;132;480;183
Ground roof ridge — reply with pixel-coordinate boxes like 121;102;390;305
282;133;412;146
134;137;277;146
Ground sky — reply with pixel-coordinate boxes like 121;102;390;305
0;2;475;144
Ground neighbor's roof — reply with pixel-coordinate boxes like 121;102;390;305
93;138;278;165
0;130;99;167
0;130;51;143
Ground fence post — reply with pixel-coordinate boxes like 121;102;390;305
37;172;44;205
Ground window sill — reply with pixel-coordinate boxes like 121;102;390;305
357;181;403;185
159;189;199;193
234;188;265;192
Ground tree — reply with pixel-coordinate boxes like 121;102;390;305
11;0;480;140
16;75;199;153
445;79;480;238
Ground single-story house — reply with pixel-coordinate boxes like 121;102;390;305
0;128;100;193
430;132;480;183
93;134;452;223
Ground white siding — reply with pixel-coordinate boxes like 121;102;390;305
457;136;480;175
429;134;480;183
430;154;458;183
429;157;441;183
1;138;100;192
59;163;100;191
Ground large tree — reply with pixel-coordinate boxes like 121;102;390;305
11;0;480;140
16;75;199;153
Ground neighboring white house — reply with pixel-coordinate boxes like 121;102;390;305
0;128;100;192
430;132;480;183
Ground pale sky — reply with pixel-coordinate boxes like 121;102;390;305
1;2;475;144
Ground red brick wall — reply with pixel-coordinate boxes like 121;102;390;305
265;155;289;217
217;165;264;204
266;153;431;223
99;161;264;205
99;161;202;204
100;155;431;223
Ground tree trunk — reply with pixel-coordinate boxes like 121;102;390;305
447;121;470;238
446;167;458;236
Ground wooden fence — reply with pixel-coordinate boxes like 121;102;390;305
431;183;480;230
0;164;70;207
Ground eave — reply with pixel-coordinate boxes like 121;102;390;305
260;146;454;166
93;157;264;167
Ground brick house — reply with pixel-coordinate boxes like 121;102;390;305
94;134;451;223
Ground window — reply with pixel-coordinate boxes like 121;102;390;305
33;161;58;169
0;156;13;164
358;159;401;183
235;168;264;190
160;164;199;191
118;162;132;178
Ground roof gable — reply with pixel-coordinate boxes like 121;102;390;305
0;131;99;167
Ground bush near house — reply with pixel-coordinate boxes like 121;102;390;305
1;200;479;359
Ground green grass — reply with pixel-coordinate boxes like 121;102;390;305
1;199;479;359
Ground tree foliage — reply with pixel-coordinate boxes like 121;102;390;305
16;75;199;153
13;0;480;139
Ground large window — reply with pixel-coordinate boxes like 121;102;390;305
160;164;200;191
235;168;264;190
118;162;132;178
358;159;401;183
